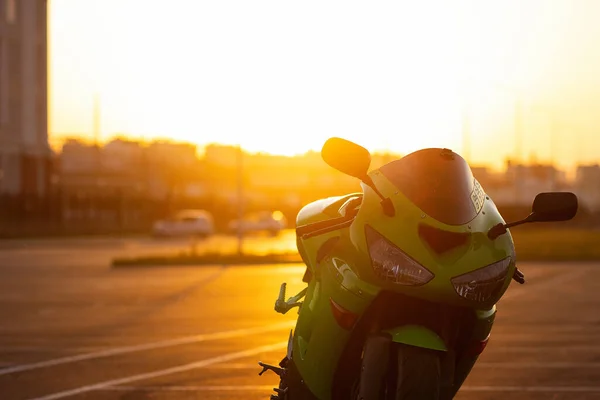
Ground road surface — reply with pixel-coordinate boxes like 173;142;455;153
0;237;599;399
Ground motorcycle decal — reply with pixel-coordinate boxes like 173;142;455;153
471;179;485;211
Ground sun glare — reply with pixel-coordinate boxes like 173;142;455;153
50;1;600;167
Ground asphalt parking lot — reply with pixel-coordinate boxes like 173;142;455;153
0;236;599;399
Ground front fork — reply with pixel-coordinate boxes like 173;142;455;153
257;279;502;399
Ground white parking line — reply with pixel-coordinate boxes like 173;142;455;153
93;384;600;393
461;386;600;392
102;385;275;392
485;345;600;352
207;361;600;369
476;362;600;368
29;341;287;400
0;321;293;377
211;363;260;369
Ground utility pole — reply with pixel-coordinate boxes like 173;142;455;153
550;118;558;191
513;95;524;206
92;94;101;225
236;144;244;256
461;103;471;162
93;93;101;146
93;93;102;179
514;95;523;163
530;104;565;191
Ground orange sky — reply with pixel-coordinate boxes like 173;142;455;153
49;1;600;170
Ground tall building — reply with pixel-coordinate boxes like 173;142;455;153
0;0;49;196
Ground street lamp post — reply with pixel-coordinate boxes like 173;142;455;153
514;95;524;164
528;105;580;191
236;144;244;256
461;103;471;162
550;118;559;191
513;95;524;205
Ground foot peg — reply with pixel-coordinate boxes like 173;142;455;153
270;387;288;400
274;283;307;314
258;361;284;377
260;356;289;399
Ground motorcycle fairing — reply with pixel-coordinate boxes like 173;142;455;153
287;149;514;399
296;193;363;227
349;168;517;309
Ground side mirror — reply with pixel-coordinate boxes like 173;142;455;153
530;192;578;222
321;137;371;180
321;137;395;217
488;191;579;240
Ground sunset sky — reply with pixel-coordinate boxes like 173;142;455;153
49;1;600;170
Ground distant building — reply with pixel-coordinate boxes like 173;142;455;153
57;138;203;199
59;139;100;173
575;164;600;212
575;164;600;185
101;138;144;172
146;140;197;168
504;161;564;206
204;144;239;168
0;0;49;196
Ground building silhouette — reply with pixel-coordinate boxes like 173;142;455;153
0;0;49;196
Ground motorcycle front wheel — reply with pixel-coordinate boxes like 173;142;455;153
356;335;442;400
394;344;441;400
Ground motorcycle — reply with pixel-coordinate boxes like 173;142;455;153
258;137;578;399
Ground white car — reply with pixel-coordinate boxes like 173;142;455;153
152;210;214;238
228;211;287;235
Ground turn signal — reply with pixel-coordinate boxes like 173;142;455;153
329;298;358;330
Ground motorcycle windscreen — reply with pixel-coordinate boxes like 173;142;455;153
379;148;484;226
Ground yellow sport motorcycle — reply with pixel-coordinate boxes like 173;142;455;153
259;137;578;399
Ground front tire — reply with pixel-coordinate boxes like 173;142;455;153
394;344;441;400
355;337;442;400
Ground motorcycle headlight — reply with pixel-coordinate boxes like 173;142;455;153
366;226;434;286
451;257;512;303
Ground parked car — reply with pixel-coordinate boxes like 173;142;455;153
228;211;287;235
152;209;214;238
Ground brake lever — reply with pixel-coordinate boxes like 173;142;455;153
512;267;525;284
